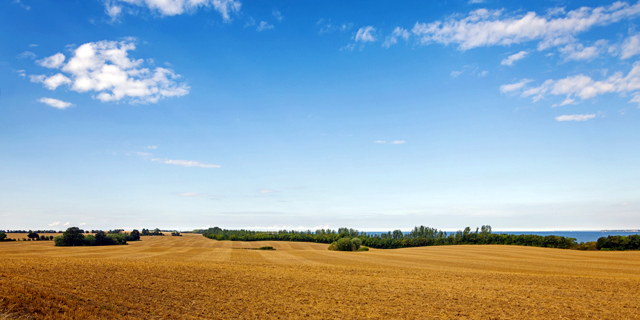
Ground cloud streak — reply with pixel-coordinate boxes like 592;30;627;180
501;62;640;106
38;97;74;109
151;158;220;168
105;0;241;21
555;114;596;121
410;2;640;51
501;51;528;66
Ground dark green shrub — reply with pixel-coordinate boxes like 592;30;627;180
0;232;6;241
351;238;362;250
127;229;140;241
258;246;275;250
357;246;369;251
27;232;39;240
83;235;96;246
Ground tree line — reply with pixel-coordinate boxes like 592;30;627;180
596;235;640;251
54;227;141;247
201;225;640;251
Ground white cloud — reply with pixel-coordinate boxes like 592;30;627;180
501;50;529;66
620;35;640;59
49;221;60;226
383;27;411;48
29;39;189;104
468;0;485;3
258;189;276;193
500;79;533;93
151;158;220;168
552;97;576;107
355;26;377;43
105;2;122;21
451;70;464;78
559;40;607;61
63;222;70;226
105;0;241;21
31;73;72;90
555;114;596;121
38;97;74;109
37;53;66;68
391;140;406;144
502;62;640;106
79;222;87;226
272;9;283;21
412;2;640;51
257;21;274;31
478;70;489;77
144;145;158;149
18;51;37;59
374;140;386;143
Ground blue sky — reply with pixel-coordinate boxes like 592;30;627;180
1;0;639;231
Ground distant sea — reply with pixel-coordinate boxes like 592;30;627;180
365;231;640;243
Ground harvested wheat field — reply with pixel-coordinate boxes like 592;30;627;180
1;234;639;319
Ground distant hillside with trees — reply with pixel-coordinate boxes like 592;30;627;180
203;225;583;250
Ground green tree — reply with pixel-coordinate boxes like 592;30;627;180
0;232;6;241
27;232;39;240
128;229;140;241
55;227;85;246
351;238;362;250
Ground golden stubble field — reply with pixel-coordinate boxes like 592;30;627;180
1;234;639;319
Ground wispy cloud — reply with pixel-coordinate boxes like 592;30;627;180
38;97;74;109
412;2;640;51
559;40;607;61
317;19;352;34
257;21;274;31
374;140;386;144
151;158;220;168
383;27;410;48
391;140;406;144
500;50;528;66
104;0;241;22
49;221;60;226
499;79;532;94
501;62;640;106
555;114;596;121
620;35;640;59
355;26;377;43
144;145;158;149
17;51;37;59
258;189;276;193
272;9;283;21
13;0;30;10
79;222;86;226
28;39;189;104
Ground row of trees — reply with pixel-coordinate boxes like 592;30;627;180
141;228;164;236
202;225;579;250
597;235;640;251
54;227;140;246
